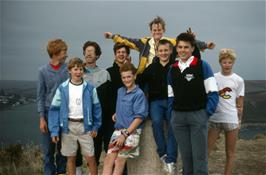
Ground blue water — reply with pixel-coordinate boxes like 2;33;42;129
0;103;265;146
239;126;266;140
0;103;41;145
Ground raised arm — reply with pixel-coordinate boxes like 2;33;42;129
104;31;146;51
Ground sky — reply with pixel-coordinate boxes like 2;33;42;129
0;0;265;81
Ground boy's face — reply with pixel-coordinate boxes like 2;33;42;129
121;71;135;89
176;41;194;61
55;47;68;64
157;44;171;63
84;46;97;65
115;47;128;64
220;57;234;75
150;23;164;41
69;65;84;82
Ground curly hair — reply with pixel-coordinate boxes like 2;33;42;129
219;48;236;63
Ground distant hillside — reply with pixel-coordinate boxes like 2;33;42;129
0;80;265;123
243;80;266;123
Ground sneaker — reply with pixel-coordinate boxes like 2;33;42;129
164;162;177;175
76;166;82;175
160;154;167;163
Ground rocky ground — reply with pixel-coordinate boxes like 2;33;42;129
208;133;266;175
1;133;265;175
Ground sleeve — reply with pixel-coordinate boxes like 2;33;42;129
202;60;219;116
167;67;174;114
195;40;207;51
136;66;150;93
202;60;218;93
37;68;46;117
48;87;61;137
112;34;145;51
92;88;102;131
132;92;148;120
237;77;245;97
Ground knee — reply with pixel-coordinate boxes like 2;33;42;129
152;118;163;128
115;158;126;167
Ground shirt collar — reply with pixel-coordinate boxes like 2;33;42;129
85;65;99;73
178;56;195;73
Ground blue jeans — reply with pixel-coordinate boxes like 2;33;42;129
150;100;178;163
171;109;209;175
41;114;66;175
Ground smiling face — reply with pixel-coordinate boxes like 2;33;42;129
150;23;164;42
115;47;129;65
157;43;171;64
176;41;194;62
84;46;97;65
121;70;135;90
69;65;84;83
220;57;234;75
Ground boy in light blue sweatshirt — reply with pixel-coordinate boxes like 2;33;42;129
48;57;102;175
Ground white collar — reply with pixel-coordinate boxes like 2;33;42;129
178;56;194;73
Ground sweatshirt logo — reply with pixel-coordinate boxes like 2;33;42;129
185;74;194;81
219;87;232;99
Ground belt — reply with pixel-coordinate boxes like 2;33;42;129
68;118;83;122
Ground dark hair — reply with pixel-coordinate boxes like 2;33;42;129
176;33;196;47
113;43;130;55
157;39;173;50
149;16;166;31
83;41;102;57
67;57;84;70
119;63;137;75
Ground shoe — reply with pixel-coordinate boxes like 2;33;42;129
164;162;177;175
160;154;167;163
160;154;167;169
76;166;82;175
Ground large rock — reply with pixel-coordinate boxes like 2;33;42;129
127;119;168;175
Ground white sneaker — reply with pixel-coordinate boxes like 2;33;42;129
160;154;167;163
76;166;82;175
164;162;177;175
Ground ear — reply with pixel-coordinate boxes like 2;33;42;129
191;46;195;52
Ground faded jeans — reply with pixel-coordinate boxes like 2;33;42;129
171;109;209;175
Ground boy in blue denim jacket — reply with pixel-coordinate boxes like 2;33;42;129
48;57;102;175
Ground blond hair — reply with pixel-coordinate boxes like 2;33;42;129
219;48;236;63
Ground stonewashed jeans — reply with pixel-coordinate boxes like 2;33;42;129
41;112;66;175
150;99;178;163
171;109;209;175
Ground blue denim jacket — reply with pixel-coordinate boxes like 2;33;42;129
48;79;102;137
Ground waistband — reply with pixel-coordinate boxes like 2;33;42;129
68;118;83;122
